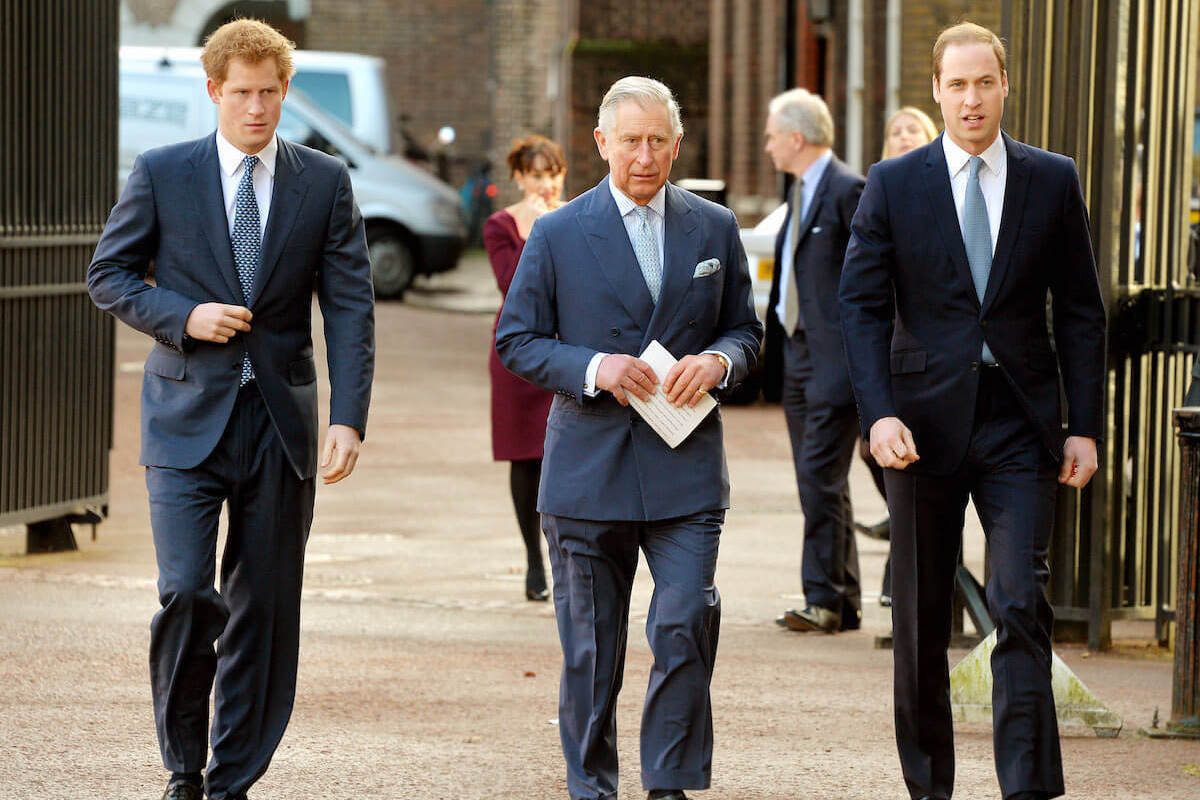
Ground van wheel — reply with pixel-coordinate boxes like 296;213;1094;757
368;233;415;299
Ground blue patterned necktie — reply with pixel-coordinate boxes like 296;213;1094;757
963;155;995;364
232;154;260;384
633;205;662;303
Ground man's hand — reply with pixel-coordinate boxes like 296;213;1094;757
596;354;658;406
870;416;920;470
185;303;252;343
663;353;725;408
321;424;362;485
1059;436;1098;488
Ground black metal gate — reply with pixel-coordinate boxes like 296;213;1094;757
1002;0;1200;649
0;0;118;541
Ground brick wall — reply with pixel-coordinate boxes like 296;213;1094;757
898;0;1000;130
565;0;711;199
491;0;563;205
307;0;494;187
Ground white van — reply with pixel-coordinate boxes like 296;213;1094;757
119;55;466;297
121;46;393;154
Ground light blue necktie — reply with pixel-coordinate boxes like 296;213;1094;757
232;155;261;384
633;205;662;303
963;155;995;364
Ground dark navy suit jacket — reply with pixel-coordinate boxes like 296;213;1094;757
88;134;375;479
839;133;1106;476
495;178;763;521
763;155;865;406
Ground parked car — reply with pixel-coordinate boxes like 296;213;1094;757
739;202;788;323
119;54;466;297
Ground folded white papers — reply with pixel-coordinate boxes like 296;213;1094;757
627;340;717;448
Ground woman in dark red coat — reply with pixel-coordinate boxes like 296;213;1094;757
485;135;566;601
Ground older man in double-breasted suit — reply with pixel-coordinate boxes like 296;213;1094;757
496;77;762;800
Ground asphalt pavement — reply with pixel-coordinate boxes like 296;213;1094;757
0;252;1196;799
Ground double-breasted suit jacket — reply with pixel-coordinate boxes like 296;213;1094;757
495;177;762;522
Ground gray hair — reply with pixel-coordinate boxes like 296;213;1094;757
597;76;684;139
768;88;834;148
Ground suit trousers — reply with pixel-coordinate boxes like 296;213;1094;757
145;382;315;799
885;366;1064;800
782;329;862;624
542;510;724;800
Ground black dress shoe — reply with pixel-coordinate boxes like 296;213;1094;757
525;566;549;601
161;780;203;800
782;605;839;633
647;791;688;800
855;517;890;540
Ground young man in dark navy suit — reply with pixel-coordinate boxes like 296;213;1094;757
840;22;1105;800
88;19;374;800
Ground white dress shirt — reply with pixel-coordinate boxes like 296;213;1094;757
942;131;1006;257
215;130;277;238
583;178;731;397
774;148;833;327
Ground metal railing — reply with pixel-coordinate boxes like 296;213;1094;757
1002;0;1200;649
0;0;118;541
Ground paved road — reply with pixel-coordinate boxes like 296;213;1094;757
1;257;1195;798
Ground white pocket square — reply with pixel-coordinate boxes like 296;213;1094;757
693;258;721;278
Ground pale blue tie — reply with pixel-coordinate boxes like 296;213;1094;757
963;155;995;364
633;205;662;303
232;155;260;384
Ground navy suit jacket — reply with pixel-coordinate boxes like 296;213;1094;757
495;178;763;521
839;133;1106;475
88;134;375;480
763;156;865;406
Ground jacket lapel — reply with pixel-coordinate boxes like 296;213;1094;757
249;138;310;307
577;177;656;329
922;135;978;307
188;135;244;304
980;132;1030;313
643;183;700;349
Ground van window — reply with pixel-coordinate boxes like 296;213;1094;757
290;70;353;127
277;105;354;168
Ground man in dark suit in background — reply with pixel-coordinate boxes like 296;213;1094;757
88;19;374;800
763;88;866;634
839;22;1106;800
497;77;761;800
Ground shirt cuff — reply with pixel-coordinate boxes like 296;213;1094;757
584;352;608;397
702;349;732;389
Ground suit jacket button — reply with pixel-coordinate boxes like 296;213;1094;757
610;327;620;336
688;319;697;327
970;362;980;371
